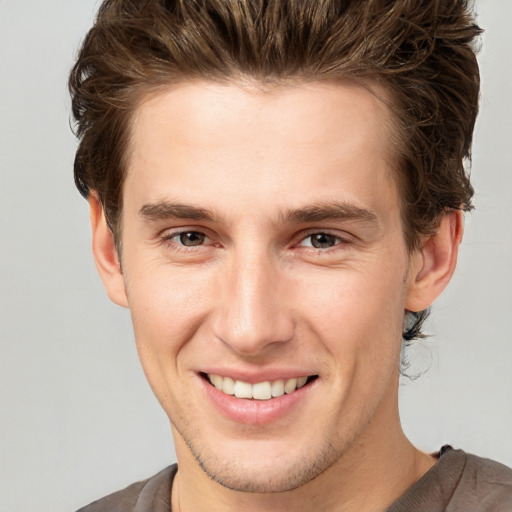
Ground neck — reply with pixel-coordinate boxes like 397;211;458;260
171;385;435;512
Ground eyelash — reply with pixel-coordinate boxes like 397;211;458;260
296;231;351;250
160;230;215;253
159;229;352;254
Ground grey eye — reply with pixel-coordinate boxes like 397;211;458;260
179;231;206;246
309;233;339;249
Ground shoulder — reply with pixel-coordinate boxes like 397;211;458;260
463;452;512;482
455;452;512;510
75;465;177;512
386;448;512;512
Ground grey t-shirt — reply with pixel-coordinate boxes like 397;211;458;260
77;448;512;511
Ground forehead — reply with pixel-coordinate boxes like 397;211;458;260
130;79;396;158
125;80;400;223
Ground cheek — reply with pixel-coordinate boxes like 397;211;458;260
300;267;406;333
124;270;216;420
293;259;407;373
123;262;215;379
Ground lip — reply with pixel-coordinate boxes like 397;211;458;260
199;368;315;384
198;372;317;425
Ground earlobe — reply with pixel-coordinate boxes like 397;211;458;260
405;209;464;312
89;195;129;308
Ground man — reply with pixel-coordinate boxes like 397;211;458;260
70;0;512;510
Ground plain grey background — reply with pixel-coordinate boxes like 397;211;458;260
1;1;511;510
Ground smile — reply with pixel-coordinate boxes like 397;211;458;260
206;374;315;400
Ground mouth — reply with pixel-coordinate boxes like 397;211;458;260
203;373;318;401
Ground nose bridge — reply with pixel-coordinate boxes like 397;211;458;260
215;243;294;355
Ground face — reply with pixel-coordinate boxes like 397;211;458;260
110;81;422;492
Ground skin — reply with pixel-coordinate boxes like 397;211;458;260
91;80;463;512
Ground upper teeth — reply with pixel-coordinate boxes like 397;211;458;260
208;374;308;400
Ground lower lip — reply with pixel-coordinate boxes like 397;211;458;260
200;376;315;425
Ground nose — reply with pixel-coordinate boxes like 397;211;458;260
213;249;295;357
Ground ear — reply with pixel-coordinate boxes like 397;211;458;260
89;194;128;308
405;209;464;312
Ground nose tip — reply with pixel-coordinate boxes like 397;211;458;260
213;258;295;356
217;307;295;356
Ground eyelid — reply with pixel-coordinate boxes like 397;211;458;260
295;229;353;247
159;226;216;249
168;230;210;242
157;226;353;252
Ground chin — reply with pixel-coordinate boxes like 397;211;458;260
183;431;342;493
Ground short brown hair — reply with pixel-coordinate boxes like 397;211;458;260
69;0;482;339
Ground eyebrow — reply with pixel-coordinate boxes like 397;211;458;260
138;200;378;226
282;202;378;225
139;202;218;223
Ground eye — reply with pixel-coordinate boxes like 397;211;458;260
168;231;209;247
299;233;344;249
